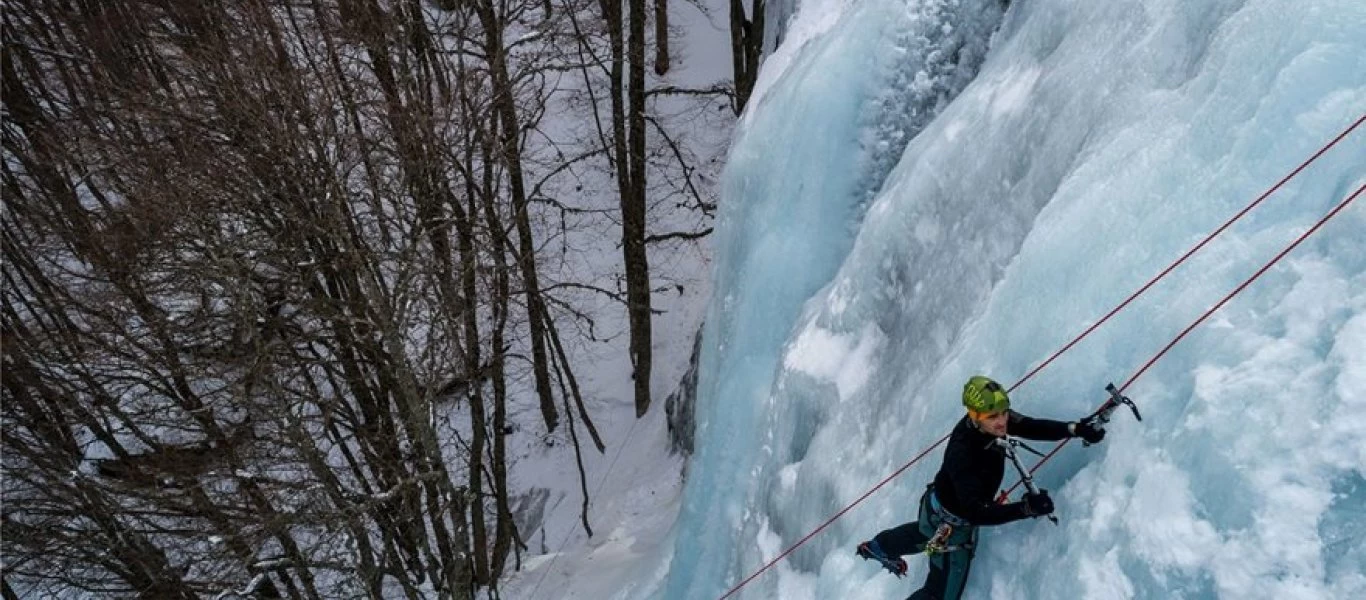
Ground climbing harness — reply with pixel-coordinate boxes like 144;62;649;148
927;487;969;527
925;490;972;554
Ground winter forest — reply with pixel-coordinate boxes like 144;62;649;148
2;0;757;597
7;0;1366;599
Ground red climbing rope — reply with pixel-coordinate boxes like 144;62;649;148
1001;180;1366;500
715;113;1363;600
1006;113;1365;395
716;435;950;599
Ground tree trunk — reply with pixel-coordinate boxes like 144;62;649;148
654;0;669;75
626;0;655;417
729;0;765;114
472;0;560;434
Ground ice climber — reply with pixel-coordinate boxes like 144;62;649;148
855;375;1106;599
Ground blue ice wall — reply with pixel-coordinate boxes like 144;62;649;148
664;1;1008;597
671;0;1365;598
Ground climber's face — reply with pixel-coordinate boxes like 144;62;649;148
973;410;1009;438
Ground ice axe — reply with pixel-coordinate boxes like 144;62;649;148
995;436;1058;524
1079;383;1143;446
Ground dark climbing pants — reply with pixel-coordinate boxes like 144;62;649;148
871;487;978;600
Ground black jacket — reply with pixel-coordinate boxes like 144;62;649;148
932;411;1072;525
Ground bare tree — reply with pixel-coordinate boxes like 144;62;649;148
3;0;724;597
4;1;475;596
591;0;655;419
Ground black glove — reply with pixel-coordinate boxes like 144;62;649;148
1023;490;1054;517
1072;421;1106;444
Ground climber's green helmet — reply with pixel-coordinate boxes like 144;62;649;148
963;375;1010;416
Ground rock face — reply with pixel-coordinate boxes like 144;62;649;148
664;329;702;456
